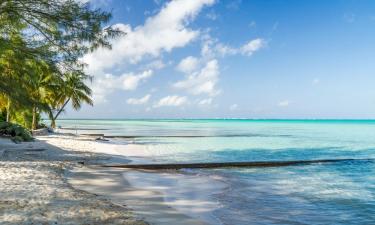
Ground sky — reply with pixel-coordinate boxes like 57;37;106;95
63;0;375;119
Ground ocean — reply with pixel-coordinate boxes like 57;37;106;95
56;119;375;224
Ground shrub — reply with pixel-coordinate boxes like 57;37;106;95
0;121;33;142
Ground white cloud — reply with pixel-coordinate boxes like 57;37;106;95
174;59;220;96
91;70;153;103
230;104;238;111
214;43;237;56
198;98;212;105
83;0;268;109
123;70;153;90
126;94;151;105
201;34;265;58
241;38;265;56
145;60;166;70
176;56;199;73
154;95;188;107
83;0;215;74
200;34;234;58
278;100;290;107
173;36;265;99
91;74;116;103
84;0;216;104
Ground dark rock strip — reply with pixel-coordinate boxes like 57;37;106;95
102;158;375;170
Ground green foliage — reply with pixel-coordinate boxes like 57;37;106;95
0;121;33;143
0;110;5;122
0;0;119;130
48;72;93;128
0;0;122;75
12;109;35;129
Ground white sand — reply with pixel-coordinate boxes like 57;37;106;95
0;135;144;225
0;134;225;224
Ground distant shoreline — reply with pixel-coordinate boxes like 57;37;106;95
47;118;375;122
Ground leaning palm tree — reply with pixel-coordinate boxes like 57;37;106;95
48;72;93;128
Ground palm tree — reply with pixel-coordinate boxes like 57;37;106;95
26;64;54;130
48;72;93;128
0;37;36;123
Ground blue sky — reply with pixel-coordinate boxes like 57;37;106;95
64;0;375;119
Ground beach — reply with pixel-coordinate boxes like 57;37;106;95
2;0;374;224
0;134;147;224
0;133;221;225
2;119;375;225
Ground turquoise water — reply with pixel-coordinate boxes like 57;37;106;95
56;119;375;224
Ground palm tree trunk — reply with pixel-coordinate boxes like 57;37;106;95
6;98;11;122
32;105;37;130
52;98;70;127
51;119;56;129
48;109;56;129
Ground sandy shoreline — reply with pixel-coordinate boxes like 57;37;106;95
0;134;145;224
0;134;222;224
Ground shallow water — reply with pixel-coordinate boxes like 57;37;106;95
56;119;375;224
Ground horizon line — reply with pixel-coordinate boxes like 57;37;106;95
43;118;375;121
